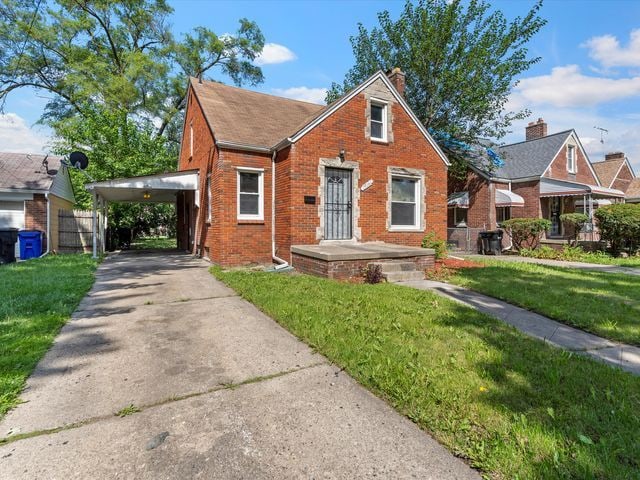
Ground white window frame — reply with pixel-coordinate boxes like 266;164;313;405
454;207;468;227
189;121;194;159
236;167;264;221
567;145;577;174
206;174;212;223
390;174;420;230
370;99;388;142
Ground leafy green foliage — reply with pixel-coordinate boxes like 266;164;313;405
560;213;589;246
0;255;98;418
327;0;546;170
115;404;141;417
421;231;448;259
502;218;551;251
362;264;384;284
449;259;640;345
594;203;640;256
213;268;640;479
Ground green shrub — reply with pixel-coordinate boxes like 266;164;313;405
560;212;589;246
421;231;447;259
594;204;640;255
501;218;552;251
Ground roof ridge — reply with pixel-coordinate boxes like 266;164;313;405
500;129;573;149
190;76;325;107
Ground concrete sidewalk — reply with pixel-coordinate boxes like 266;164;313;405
400;279;640;376
0;250;478;479
464;254;640;276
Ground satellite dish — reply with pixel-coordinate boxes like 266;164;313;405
69;151;89;170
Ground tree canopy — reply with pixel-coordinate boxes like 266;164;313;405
327;0;546;172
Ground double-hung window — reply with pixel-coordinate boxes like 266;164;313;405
496;206;511;225
237;168;263;220
567;145;576;173
206;174;212;223
391;176;420;228
370;101;387;141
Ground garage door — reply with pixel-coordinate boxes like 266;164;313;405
0;201;25;258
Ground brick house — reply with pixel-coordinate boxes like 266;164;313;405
176;70;449;276
447;119;625;251
0;152;75;258
592;152;640;204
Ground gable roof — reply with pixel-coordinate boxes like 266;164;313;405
0;152;65;191
188;77;325;151
188;71;449;166
494;130;573;179
627;178;640;200
592;158;626;188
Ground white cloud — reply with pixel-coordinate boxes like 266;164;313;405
583;29;640;68
510;65;640;109
255;43;296;66
0;113;51;153
272;86;327;104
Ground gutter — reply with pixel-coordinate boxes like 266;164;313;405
271;150;289;269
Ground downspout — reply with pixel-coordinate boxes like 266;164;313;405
39;192;51;257
271;150;289;269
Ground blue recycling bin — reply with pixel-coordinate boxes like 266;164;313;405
18;230;43;260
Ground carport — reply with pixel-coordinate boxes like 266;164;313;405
85;170;199;257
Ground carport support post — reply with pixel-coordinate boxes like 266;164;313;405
92;191;98;259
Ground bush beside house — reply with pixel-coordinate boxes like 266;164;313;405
594;203;640;255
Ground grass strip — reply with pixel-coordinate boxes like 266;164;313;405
448;260;640;346
0;255;98;418
212;267;640;479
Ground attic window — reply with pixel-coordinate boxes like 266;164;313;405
567;145;576;174
370;100;387;141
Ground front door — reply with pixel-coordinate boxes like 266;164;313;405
549;197;562;237
324;168;352;240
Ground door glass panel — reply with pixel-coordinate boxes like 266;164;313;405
324;168;352;240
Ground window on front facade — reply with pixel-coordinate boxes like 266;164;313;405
370;102;387;141
496;206;511;225
454;207;467;226
237;169;263;220
391;176;419;228
189;121;193;159
206;174;212;223
567;145;576;173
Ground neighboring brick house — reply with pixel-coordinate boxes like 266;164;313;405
447;119;625;250
592;151;640;204
627;178;640;203
0;152;75;257
177;70;449;270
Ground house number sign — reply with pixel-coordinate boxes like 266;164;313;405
360;179;373;191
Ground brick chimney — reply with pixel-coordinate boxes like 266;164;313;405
525;118;547;141
387;67;405;97
605;151;625;161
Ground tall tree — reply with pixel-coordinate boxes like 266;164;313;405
327;0;546;173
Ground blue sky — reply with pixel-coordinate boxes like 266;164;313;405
3;0;640;172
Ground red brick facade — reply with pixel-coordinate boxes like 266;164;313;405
612;162;634;192
179;77;448;267
544;143;598;185
24;193;48;250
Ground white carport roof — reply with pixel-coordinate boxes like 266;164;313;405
85;170;199;203
495;189;524;207
539;178;625;198
447;191;469;208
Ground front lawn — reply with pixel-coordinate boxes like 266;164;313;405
0;255;98;418
130;235;177;250
447;261;640;346
212;268;640;479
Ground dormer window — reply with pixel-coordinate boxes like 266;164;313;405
567;145;576;173
370;100;387;141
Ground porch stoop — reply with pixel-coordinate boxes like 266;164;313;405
291;242;434;281
369;261;425;283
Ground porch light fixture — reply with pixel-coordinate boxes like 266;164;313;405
339;149;346;162
143;190;151;200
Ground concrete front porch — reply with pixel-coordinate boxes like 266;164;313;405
291;242;435;281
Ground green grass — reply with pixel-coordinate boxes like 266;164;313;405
130;236;177;250
211;268;640;479
448;261;640;346
0;255;98;418
567;253;640;268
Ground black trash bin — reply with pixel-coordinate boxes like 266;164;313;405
479;230;503;255
0;228;19;264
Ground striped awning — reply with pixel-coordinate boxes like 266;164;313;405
495;189;524;207
447;191;469;208
540;178;625;198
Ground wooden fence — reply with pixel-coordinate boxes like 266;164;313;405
58;209;93;253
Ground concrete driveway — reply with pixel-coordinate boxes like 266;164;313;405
0;250;478;479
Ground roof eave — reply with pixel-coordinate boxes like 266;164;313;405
216;140;272;154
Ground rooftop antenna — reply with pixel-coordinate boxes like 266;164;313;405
594;126;608;144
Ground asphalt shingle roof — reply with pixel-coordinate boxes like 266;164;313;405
190;77;326;149
0;152;64;191
592;159;625;188
494;130;573;179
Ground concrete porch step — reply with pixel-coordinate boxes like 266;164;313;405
369;261;416;272
383;270;425;283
